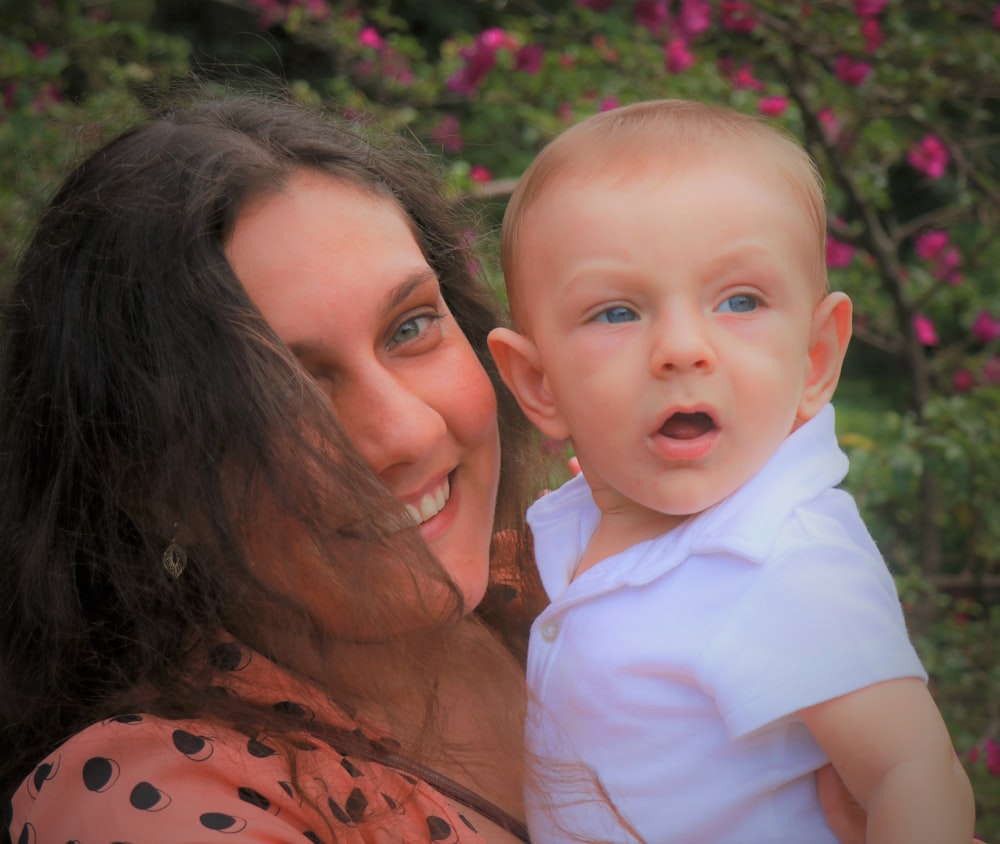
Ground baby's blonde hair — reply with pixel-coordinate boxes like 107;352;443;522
501;99;828;325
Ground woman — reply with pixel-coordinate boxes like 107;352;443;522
1;93;544;842
0;92;881;843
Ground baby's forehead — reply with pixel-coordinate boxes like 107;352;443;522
528;132;823;243
506;143;827;318
543;131;807;196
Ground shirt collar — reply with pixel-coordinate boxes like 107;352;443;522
528;404;848;595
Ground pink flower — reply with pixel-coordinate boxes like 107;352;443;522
299;0;330;21
952;369;975;394
357;26;383;49
758;95;788;117
29;43;51;59
907;134;949;179
721;0;757;32
515;44;544;74
853;0;888;16
835;55;873;86
31;83;62;113
985;357;1000;385
678;0;712;36
469;165;493;183
482;27;517;51
913;314;939;346
732;64;765;91
986;739;1000;777
665;39;695;74
972;310;1000;344
818;107;841;142
861;18;884;52
826;236;856;269
448;30;513;96
252;0;286;28
635;0;670;34
915;229;949;261
591;34;620;62
599;96;621;112
913;230;962;284
430;114;463;153
994;4;1000;29
934;247;961;285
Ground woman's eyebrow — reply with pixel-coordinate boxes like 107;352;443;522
286;269;440;359
379;269;440;319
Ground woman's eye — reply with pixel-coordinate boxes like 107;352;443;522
594;305;638;324
388;313;441;348
717;294;758;314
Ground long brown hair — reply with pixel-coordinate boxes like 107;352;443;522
0;92;545;825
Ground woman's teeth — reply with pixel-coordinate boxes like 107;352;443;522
404;478;451;526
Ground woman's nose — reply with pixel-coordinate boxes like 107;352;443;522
649;311;716;376
335;373;447;478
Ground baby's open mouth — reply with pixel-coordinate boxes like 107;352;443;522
659;411;716;440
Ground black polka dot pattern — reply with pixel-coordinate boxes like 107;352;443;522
428;816;454;840
129;782;172;812
82;757;119;793
172;730;214;761
246;737;277;758
238;786;278;815
27;761;57;798
199;812;248;833
7;641;482;843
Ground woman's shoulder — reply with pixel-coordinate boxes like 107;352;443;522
8;709;490;842
8;712;331;841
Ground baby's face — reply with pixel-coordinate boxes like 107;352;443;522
512;150;825;526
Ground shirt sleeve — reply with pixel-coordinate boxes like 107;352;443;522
9;715;487;843
698;520;927;740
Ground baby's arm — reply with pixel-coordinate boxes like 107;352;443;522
800;676;975;844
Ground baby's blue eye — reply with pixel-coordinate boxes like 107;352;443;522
594;306;638;324
717;294;758;314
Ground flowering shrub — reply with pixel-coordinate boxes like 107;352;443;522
3;0;1000;834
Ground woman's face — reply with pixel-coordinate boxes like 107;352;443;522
226;170;501;612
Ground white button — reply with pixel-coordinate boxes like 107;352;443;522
540;621;559;641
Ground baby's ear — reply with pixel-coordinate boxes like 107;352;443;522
797;291;853;424
487;328;570;440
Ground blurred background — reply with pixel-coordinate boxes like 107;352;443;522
2;0;998;833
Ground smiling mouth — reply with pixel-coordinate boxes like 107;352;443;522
659;411;717;440
403;476;451;526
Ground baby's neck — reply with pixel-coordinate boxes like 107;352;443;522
574;506;689;580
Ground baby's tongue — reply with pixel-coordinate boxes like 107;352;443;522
660;412;713;440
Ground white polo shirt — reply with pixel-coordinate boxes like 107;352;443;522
524;405;927;844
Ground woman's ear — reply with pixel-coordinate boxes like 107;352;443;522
487;328;570;440
797;291;853;424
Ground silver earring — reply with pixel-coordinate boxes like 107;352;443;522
162;524;188;578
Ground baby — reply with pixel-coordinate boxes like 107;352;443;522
488;99;974;843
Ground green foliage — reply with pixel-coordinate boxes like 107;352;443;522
3;0;1000;832
0;0;190;276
